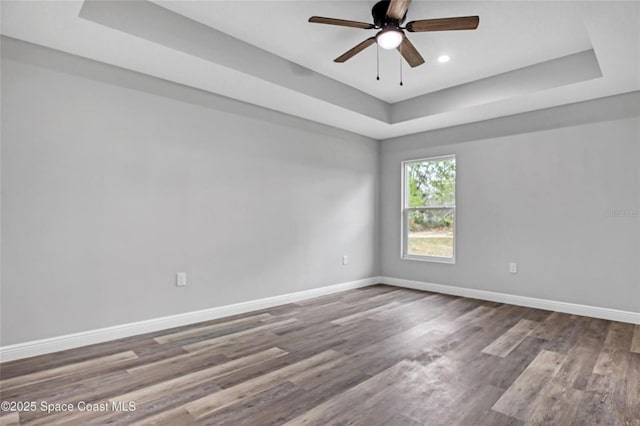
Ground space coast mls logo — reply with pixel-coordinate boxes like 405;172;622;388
38;400;137;414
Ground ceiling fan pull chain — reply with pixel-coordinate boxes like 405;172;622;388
399;54;404;86
376;45;380;81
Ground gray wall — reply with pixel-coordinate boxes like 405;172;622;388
0;41;379;345
2;38;639;347
380;113;640;312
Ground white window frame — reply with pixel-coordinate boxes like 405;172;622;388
401;155;456;264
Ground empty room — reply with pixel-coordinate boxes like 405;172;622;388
1;0;639;424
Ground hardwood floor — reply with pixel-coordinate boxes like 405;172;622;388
1;285;639;425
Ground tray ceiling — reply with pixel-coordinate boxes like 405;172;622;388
1;1;638;139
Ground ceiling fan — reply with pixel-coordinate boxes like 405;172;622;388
309;0;479;68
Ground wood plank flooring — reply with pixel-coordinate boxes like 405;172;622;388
1;285;638;425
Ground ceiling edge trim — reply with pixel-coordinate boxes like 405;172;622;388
0;35;376;144
391;49;602;123
382;90;640;149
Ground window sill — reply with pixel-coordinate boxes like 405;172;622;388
401;254;455;264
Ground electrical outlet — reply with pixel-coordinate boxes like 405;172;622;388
176;272;187;286
509;262;518;274
342;255;349;265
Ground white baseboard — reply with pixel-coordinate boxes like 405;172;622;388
0;277;378;363
379;276;640;325
3;275;637;362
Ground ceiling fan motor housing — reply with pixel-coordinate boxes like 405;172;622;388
372;0;406;27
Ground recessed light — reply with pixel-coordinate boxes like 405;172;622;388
438;55;450;63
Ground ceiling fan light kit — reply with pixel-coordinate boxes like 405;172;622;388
309;0;479;81
376;29;404;50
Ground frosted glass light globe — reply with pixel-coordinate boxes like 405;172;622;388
376;30;403;50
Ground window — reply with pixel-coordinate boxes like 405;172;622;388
402;156;456;263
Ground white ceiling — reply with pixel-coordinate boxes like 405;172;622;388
156;1;594;103
1;1;639;139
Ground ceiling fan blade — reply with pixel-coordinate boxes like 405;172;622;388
309;16;375;29
386;0;412;21
406;16;479;32
334;37;377;63
397;36;425;67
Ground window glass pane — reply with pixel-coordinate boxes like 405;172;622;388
405;158;456;208
407;209;454;258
